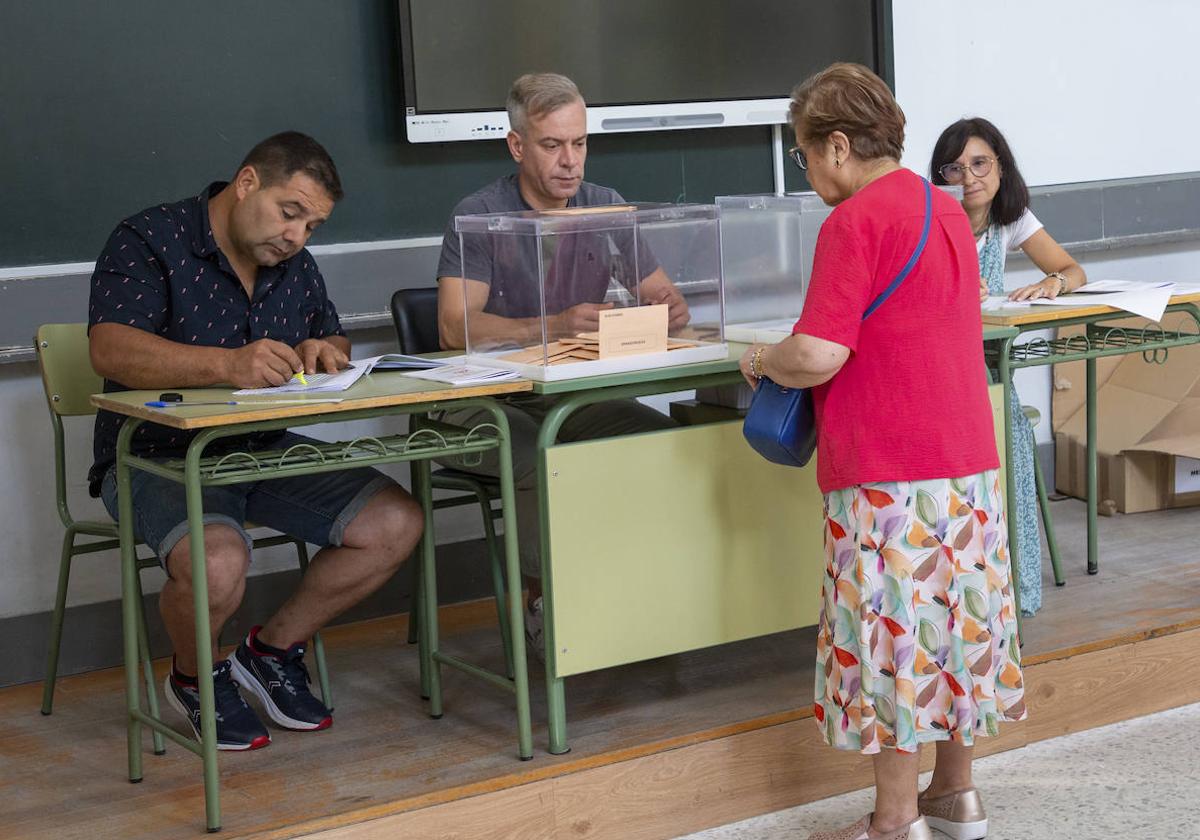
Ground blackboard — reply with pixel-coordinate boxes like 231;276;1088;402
2;0;784;268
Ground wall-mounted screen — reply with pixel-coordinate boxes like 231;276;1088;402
398;0;886;142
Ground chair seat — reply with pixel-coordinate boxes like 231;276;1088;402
432;467;501;496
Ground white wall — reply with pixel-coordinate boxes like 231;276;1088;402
890;0;1200;439
893;0;1200;185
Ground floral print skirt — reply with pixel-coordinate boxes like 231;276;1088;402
814;469;1027;754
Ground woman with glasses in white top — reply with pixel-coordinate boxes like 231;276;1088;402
930;117;1087;302
930;117;1087;617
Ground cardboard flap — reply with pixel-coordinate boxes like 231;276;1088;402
1106;341;1200;400
1126;400;1200;459
1052;315;1200;433
1055;383;1176;455
1051;319;1133;432
1051;354;1123;433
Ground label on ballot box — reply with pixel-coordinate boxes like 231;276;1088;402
598;304;668;359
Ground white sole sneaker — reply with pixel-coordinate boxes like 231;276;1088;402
162;674;269;751
228;654;328;731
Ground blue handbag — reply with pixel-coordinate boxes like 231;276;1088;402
742;178;933;467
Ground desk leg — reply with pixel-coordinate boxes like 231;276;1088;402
116;421;143;784
184;452;222;833
414;457;443;718
537;444;569;756
1086;357;1098;575
409;458;431;701
536;399;579;756
485;403;533;760
531;376;740;755
998;340;1023;632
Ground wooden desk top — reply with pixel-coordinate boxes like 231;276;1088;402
530;327;1017;395
91;373;532;430
981;290;1200;326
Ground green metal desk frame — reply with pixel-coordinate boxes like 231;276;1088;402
991;303;1200;615
112;396;531;832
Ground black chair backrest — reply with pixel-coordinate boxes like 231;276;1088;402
390;288;441;355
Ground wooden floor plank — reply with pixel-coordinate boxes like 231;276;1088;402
3;500;1198;839
292;627;1200;840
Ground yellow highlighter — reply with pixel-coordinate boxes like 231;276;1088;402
292;371;308;386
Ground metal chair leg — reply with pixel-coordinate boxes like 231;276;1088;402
406;548;421;645
40;525;78;715
1030;430;1066;587
292;539;333;707
475;490;514;680
133;571;166;755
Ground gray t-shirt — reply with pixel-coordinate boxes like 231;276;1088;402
436;174;658;318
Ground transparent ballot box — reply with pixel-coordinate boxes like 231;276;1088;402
455;203;727;381
716;191;831;345
717;185;962;345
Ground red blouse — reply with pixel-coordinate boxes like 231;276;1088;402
794;169;998;493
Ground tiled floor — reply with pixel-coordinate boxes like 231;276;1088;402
678;701;1200;840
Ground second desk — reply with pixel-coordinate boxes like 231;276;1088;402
529;332;1014;755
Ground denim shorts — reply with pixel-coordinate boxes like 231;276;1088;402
100;432;393;567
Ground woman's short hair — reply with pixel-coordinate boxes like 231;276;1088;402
507;73;583;136
929;117;1029;227
788;62;905;162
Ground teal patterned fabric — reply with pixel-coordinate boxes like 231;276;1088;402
980;226;1042;615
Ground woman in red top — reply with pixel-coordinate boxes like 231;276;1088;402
740;64;1025;840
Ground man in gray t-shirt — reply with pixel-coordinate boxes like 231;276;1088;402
436;174;660;328
436;76;688;351
432;74;686;655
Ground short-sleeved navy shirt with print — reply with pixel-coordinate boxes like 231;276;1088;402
87;182;344;493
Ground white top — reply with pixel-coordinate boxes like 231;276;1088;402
975;208;1043;270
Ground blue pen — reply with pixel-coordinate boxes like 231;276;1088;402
145;398;344;408
145;400;238;407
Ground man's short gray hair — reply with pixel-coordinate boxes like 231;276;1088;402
506;73;584;135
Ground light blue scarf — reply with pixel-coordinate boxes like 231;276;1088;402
979;225;1005;295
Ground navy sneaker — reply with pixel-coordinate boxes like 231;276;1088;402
164;659;271;751
229;627;332;731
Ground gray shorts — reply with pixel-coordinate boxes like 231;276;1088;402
100;432;393;568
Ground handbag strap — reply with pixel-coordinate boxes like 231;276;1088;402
861;177;933;321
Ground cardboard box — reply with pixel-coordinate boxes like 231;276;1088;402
1052;315;1200;512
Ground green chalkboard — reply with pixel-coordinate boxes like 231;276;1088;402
2;1;785;267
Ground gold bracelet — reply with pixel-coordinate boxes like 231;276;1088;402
752;347;765;378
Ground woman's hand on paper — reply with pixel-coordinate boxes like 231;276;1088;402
1008;276;1062;301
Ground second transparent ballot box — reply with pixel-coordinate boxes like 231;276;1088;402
717;185;962;344
454;203;727;381
716;192;831;345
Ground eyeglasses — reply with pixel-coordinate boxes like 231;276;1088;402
938;156;996;183
787;146;807;171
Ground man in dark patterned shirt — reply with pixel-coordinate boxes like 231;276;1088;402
88;132;423;750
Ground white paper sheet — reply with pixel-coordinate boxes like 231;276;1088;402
403;364;521;386
981;295;1031;310
1026;281;1175;322
233;353;463;395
